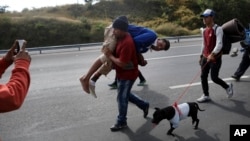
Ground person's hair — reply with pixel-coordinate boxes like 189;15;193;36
162;39;170;51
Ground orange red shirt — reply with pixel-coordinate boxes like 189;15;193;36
0;58;30;113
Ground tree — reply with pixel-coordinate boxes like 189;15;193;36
0;6;8;13
84;0;101;5
197;0;250;27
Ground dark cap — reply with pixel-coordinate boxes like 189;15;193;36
112;16;129;31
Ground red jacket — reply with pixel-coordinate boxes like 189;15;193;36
0;58;30;113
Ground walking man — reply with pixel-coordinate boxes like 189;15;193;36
103;16;149;131
197;9;234;103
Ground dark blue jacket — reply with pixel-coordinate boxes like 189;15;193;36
128;25;157;53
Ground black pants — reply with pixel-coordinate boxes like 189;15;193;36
234;49;250;77
113;70;145;83
138;70;146;82
200;56;229;96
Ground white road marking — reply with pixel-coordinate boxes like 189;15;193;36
169;75;249;89
147;53;200;60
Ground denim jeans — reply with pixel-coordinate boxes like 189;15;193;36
116;79;148;125
234;49;250;77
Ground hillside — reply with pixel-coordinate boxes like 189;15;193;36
0;0;249;48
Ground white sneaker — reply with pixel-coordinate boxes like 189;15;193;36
197;95;211;103
89;80;97;98
226;83;233;98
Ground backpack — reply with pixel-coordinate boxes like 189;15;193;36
216;18;245;55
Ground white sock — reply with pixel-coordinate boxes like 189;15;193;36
90;80;95;86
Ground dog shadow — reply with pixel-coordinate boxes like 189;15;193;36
121;118;219;141
175;128;220;141
121;118;163;141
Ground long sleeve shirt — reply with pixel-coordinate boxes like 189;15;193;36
0;58;30;113
128;24;157;53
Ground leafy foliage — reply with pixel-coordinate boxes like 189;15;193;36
0;0;249;49
0;16;95;48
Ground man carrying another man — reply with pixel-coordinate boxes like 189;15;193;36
80;16;170;98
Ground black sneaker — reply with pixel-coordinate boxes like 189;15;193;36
231;75;240;81
137;80;146;86
108;81;117;89
143;103;149;118
110;123;127;132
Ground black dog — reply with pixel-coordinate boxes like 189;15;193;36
152;102;205;136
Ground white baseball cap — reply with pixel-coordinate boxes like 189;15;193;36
200;9;215;17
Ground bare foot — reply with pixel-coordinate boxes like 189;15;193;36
79;75;90;94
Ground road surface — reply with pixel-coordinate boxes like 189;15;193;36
0;38;249;141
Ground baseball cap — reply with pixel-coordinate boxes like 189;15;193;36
200;9;215;17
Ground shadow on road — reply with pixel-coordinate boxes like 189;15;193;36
176;128;220;141
121;118;163;141
212;99;250;118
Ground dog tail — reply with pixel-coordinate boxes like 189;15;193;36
195;103;205;111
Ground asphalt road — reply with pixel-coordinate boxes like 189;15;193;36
0;38;249;141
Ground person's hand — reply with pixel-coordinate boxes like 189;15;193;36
139;59;147;66
207;53;215;62
199;55;203;66
102;47;112;58
3;40;19;63
14;40;31;62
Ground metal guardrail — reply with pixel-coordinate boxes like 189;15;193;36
28;42;103;54
0;35;201;54
0;42;103;54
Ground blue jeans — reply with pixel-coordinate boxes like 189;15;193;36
234;49;250;77
116;79;148;125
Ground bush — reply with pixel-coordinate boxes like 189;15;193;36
0;17;95;48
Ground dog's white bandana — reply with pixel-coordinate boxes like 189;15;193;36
169;103;190;128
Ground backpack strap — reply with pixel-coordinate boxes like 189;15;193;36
203;25;218;36
214;25;218;35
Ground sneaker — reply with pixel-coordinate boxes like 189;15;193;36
231;75;240;81
137;80;146;86
89;80;97;98
143;103;149;118
108;81;117;89
110;123;127;132
230;48;238;57
226;83;233;98
197;95;211;103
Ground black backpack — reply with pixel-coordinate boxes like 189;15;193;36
216;18;245;55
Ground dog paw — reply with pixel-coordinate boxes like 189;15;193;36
193;126;198;130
